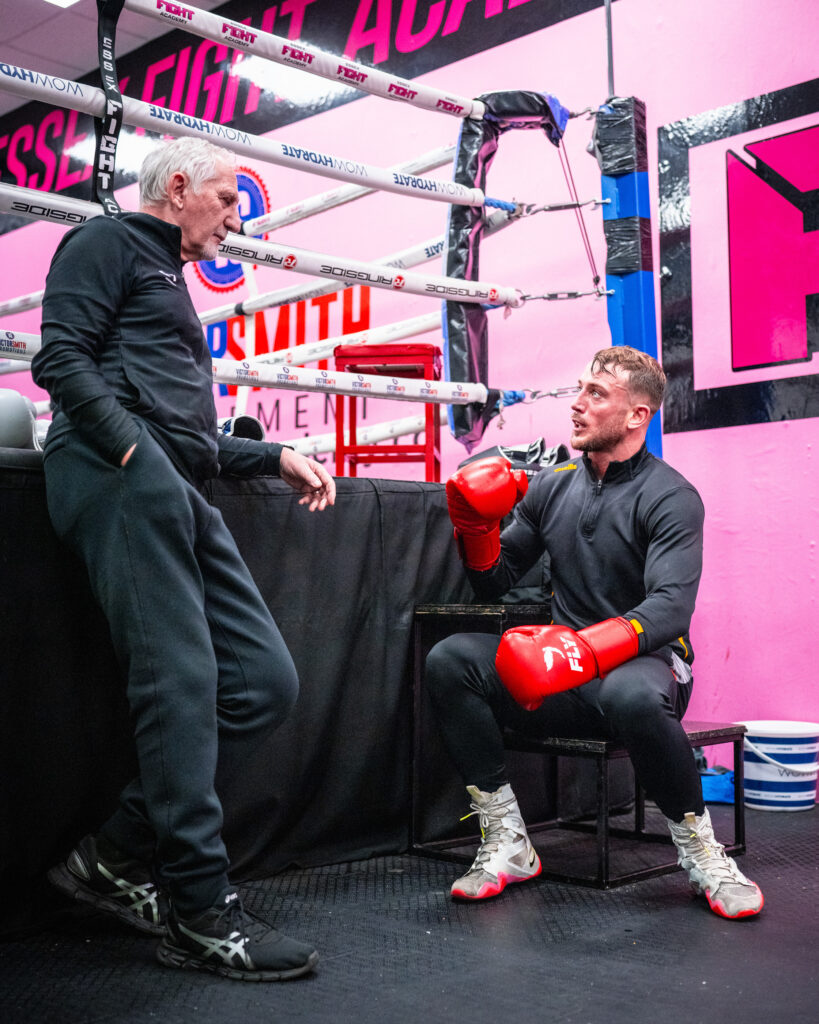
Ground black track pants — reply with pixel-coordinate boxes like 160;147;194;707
425;632;704;823
43;424;298;915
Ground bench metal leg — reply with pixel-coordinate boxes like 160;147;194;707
732;734;746;852
597;755;610;886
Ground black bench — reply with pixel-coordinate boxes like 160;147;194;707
410;605;746;889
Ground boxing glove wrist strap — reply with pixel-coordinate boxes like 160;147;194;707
579;617;641;676
455;529;500;571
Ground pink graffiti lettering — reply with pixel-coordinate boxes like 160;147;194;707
345;0;518;64
396;0;446;52
728;126;819;368
56;109;92;190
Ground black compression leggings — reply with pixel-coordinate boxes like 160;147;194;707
425;632;704;823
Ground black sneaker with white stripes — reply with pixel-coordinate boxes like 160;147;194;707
47;834;168;936
157;891;319;982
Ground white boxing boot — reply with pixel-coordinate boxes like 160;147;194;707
451;783;541;900
667;808;764;919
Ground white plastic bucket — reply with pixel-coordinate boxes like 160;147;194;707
738;720;819;811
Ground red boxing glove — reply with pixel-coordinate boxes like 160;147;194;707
445;456;528;570
495;618;642;710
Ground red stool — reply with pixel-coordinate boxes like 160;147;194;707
334;342;442;482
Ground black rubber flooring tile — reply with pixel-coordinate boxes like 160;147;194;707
1;807;816;1024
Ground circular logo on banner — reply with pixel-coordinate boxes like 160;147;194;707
283;253;298;269
194;167;270;293
392;275;406;290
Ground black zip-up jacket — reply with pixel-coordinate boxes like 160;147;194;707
32;212;284;485
467;446;704;666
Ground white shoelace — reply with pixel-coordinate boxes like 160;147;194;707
678;821;749;889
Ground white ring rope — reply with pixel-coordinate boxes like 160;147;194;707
202;275;348;323
215;235;522;308
0;181;102;228
124;0;486;121
281;412;433;456
0;183;97;317
3;317;445;371
0;40;586;453
241;143;457;235
0;148;457;241
200;207;517;324
0;330;40;361
0;63;485;208
0;359;29;376
0;290;45;319
0;181;520;318
249;311;441;368
0;332;486;405
212;358;486;404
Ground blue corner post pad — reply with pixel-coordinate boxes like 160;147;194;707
597;102;662;457
601;172;651;220
606;270;663;458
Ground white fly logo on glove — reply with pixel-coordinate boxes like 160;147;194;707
541;646;566;671
560;634;584;672
540;637;583;673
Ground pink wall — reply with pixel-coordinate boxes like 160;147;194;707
1;0;817;731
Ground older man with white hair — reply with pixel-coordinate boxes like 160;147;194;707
33;137;331;981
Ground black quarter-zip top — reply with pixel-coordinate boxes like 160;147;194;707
466;445;704;666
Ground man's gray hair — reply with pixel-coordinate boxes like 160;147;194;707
139;137;235;205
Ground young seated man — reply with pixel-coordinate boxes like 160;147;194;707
426;346;763;921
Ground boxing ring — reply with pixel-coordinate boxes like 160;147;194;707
0;0;653;464
0;0;665;936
